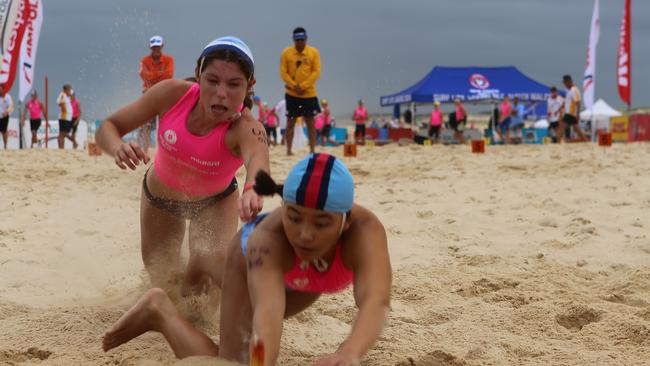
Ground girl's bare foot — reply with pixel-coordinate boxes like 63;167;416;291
102;288;175;352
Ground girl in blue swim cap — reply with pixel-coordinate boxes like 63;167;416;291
103;153;392;366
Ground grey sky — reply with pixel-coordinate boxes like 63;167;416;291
21;0;650;121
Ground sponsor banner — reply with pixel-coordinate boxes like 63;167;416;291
617;0;631;106
582;0;599;109
0;0;31;91
18;0;42;101
609;116;629;142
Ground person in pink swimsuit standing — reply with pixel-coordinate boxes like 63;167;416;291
429;100;443;143
24;90;45;148
96;37;270;301
353;99;368;144
102;153;391;366
70;91;82;149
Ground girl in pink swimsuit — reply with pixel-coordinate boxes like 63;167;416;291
103;154;392;366
96;37;270;300
25;91;45;148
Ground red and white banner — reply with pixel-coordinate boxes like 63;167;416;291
582;0;599;110
0;0;32;92
18;0;42;101
617;0;631;106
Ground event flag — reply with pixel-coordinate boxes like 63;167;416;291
616;0;631;106
19;0;43;102
582;0;599;110
0;0;32;93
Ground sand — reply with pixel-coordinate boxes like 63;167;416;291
1;142;649;365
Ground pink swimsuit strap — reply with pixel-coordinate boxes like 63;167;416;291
284;244;354;294
153;83;244;196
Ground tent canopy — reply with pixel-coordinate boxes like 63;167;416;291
380;66;553;106
581;99;622;120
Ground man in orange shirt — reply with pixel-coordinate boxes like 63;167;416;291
138;35;174;150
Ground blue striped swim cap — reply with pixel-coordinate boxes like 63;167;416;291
283;154;354;213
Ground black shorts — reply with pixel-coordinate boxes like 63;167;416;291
71;118;80;134
0;116;8;133
321;124;332;138
450;120;465;132
563;114;578;125
428;125;441;138
265;126;277;141
285;94;321;118
549;121;559;129
30;119;42;131
355;124;366;138
59;119;73;133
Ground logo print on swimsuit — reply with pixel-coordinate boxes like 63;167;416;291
293;278;309;289
469;73;490;90
164;130;177;145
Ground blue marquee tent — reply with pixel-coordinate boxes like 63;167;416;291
380;66;554;107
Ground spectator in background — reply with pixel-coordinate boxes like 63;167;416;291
0;84;13;149
70;90;82;149
429;101;442;143
547;87;564;143
353;99;368;144
451;98;466;144
24;90;45;148
509;97;525;144
274;98;287;145
403;108;412;125
139;35;174;151
318;99;337;146
253;95;264;123
498;95;512;144
558;75;586;143
262;102;278;146
280;27;321;155
57;84;75;149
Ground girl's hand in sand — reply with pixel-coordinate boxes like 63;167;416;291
113;141;150;170
313;353;359;366
239;188;263;222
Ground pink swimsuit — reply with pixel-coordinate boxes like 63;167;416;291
284;244;354;293
354;107;368;125
154;83;243;196
241;213;354;294
27;100;41;119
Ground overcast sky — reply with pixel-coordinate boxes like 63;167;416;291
21;0;650;121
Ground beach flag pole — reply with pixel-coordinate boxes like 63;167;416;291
44;76;49;148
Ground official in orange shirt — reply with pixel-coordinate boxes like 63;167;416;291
138;36;174;151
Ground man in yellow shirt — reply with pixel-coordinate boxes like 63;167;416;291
558;75;587;143
280;27;321;155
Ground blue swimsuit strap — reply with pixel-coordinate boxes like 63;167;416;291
240;213;269;256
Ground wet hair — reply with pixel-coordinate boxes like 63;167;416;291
254;171;284;197
195;49;254;109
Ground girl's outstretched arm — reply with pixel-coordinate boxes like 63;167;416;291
318;213;391;365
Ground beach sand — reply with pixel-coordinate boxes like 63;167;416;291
1;143;649;365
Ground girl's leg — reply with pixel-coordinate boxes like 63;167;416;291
102;287;219;358
184;191;239;298
140;191;187;288
31;130;37;148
